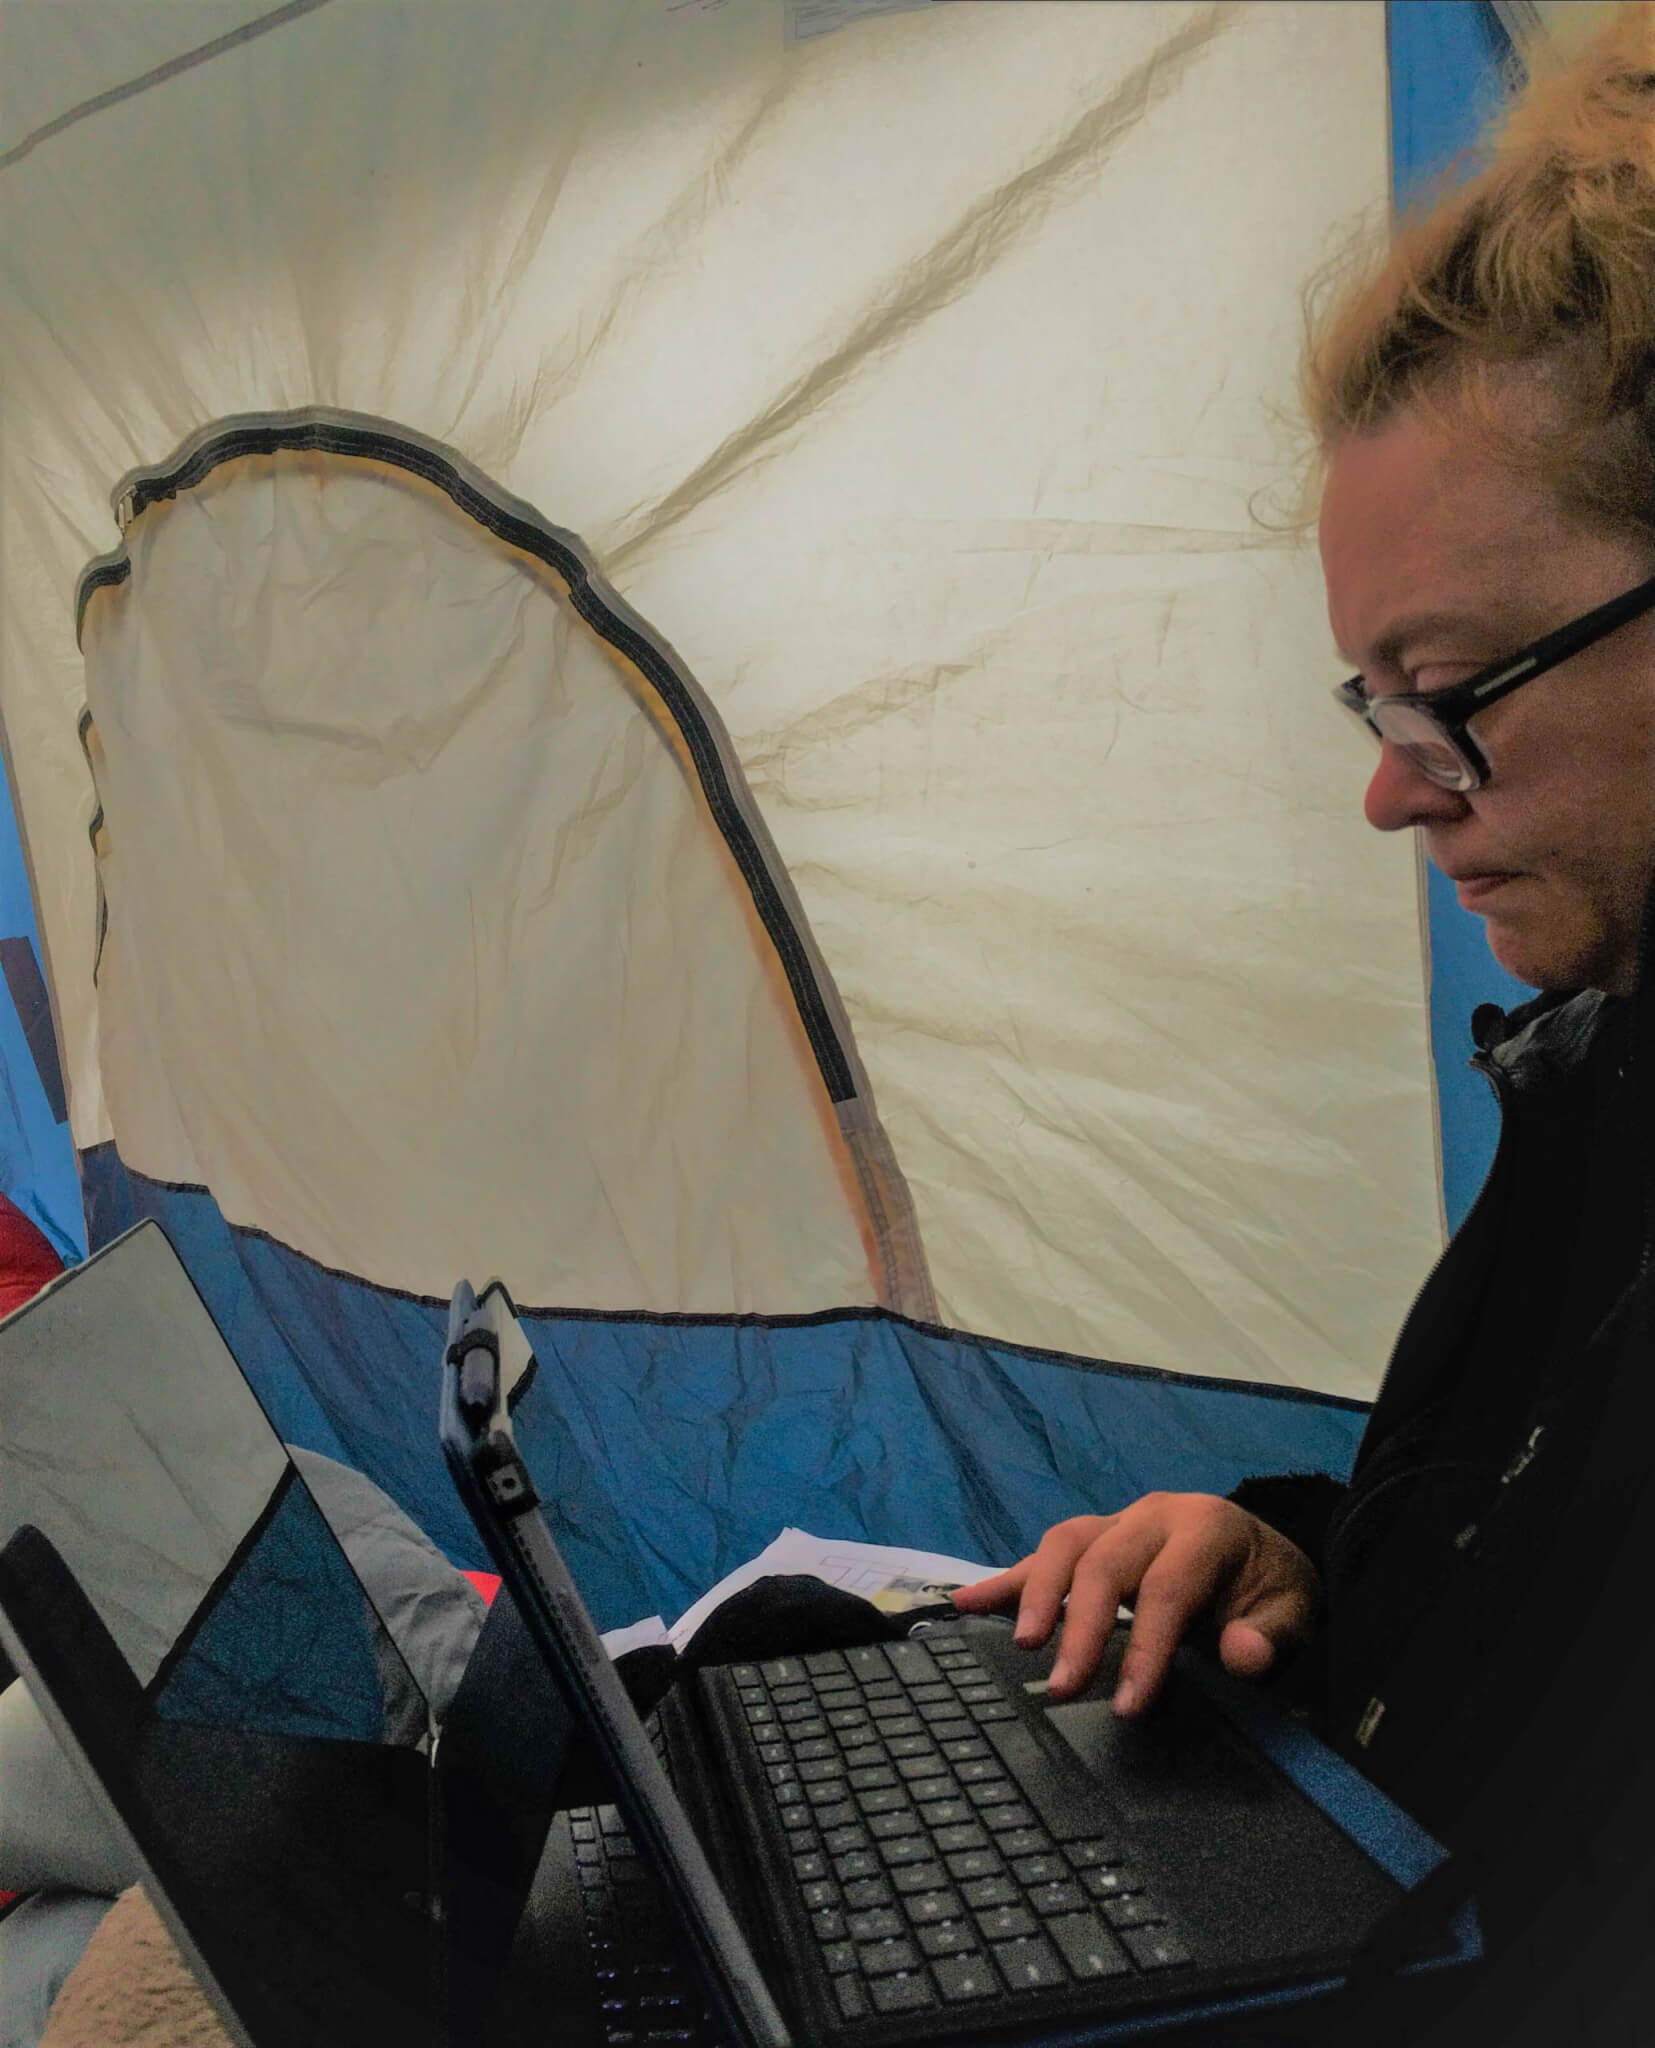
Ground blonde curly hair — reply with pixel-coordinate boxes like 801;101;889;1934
1304;2;1655;545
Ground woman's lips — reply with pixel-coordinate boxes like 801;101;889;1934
1455;872;1520;909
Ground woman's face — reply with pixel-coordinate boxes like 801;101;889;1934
1320;406;1655;994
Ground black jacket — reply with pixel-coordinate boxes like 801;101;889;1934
1234;965;1655;2043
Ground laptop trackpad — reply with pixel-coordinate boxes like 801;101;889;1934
1045;1686;1273;1825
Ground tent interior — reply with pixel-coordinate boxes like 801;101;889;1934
0;0;1597;1631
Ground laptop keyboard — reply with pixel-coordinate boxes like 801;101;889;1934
569;1803;723;2047
731;1635;1194;2025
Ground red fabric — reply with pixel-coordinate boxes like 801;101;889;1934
462;1570;501;1606
0;1192;63;1318
1;1198;62;1914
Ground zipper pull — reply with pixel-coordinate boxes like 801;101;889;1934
1500;1424;1544;1487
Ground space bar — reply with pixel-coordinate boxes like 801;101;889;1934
984;1720;1116;1841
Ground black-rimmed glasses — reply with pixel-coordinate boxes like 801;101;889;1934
1334;570;1655;792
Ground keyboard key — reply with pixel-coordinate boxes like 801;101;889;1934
933;1953;996;2002
885;1642;943;1685
984;1804;1039;1835
771;1684;813;1706
848;1907;904;1942
887;1734;936;1760
1103;1895;1166;1931
1048;1913;1133;1981
860;1938;922;1976
847;1764;896;1791
743;1703;775;1726
843;1878;893;1910
976;1904;1038;1942
870;1971;935;2014
737;1686;767;1707
855;1787;910;1816
930;1720;974;1745
805;1651;849;1676
968;1781;1019;1808
834;1850;880;1881
820;1941;857;1974
907;1776;956;1804
940;1737;991;1763
1120;1925;1194;1971
729;1665;762;1687
1011;1855;1066;1885
773;1784;804;1807
1030;1880;1087;1917
944;1849;1001;1881
919;1798;972;1828
791;1737;835;1763
918;1921;978;1959
811;1908;847;1941
934;1824;989;1855
799;1759;848;1784
869;1811;921;1841
953;1758;1003;1785
812;1801;857;1829
813;1671;857;1695
846;1647;890;1681
1081;1867;1145;1900
799;1880;840;1912
961;1876;1018;1910
827;1707;872;1730
777;1701;820;1723
869;1700;922;1725
992;1936;1067;1992
780;1808;815;1833
759;1658;806;1686
906;1682;954;1705
971;1702;1019;1724
806;1782;855;1807
1064;1839;1123;1869
786;1718;829;1743
834;1977;870;2022
890;1861;947;1895
955;1683;1001;1705
599;1807;629;1837
793;1851;828;1881
895;1754;945;1781
875;1716;924;1740
824;1825;870;1855
879;1836;936;1867
863;1680;903;1702
997;1829;1054;1858
904;1890;963;1926
757;1741;789;1767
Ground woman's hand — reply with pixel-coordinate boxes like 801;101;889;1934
951;1492;1321;1712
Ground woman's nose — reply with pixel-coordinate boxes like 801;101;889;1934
1363;742;1472;833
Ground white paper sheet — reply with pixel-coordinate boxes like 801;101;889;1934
665;1526;993;1655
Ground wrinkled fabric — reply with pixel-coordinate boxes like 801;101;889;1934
0;0;1434;1392
79;1156;1368;1631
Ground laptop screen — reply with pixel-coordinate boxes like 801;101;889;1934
0;1222;426;1747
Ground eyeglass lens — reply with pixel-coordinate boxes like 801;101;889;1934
1366;698;1477;791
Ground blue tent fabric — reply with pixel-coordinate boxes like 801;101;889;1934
0;752;83;1266
1387;0;1535;1233
80;1147;1366;1633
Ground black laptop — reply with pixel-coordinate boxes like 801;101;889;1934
440;1282;1478;2048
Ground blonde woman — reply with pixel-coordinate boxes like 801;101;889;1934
959;9;1655;2038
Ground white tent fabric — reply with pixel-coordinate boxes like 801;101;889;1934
0;0;1435;1395
78;418;932;1313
